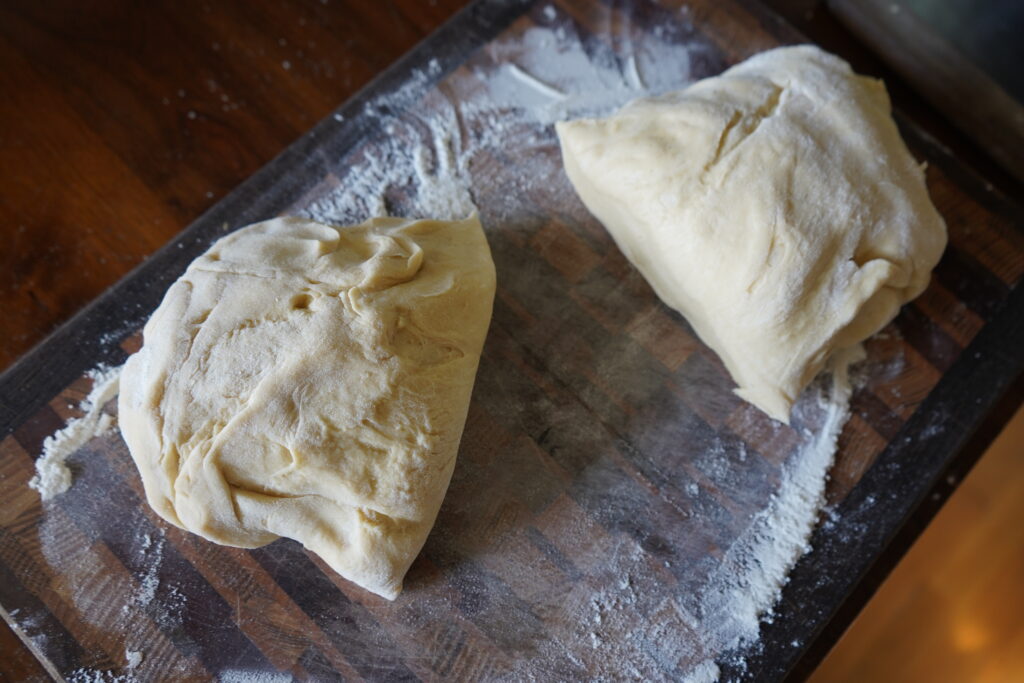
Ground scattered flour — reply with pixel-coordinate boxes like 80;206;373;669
0;604;63;681
555;349;863;682
133;532;165;609
33;510;186;681
22;7;866;681
218;670;293;683
68;669;132;683
29;364;121;501
687;346;865;680
301;20;703;227
125;650;143;669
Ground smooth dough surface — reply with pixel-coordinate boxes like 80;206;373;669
119;215;495;599
556;45;946;422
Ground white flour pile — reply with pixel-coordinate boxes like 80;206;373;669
683;347;863;681
29;364;121;501
125;650;143;669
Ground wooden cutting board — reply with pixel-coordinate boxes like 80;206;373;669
1;0;1022;680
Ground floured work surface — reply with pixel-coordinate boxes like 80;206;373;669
1;0;1023;680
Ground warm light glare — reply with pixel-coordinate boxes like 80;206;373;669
951;618;988;652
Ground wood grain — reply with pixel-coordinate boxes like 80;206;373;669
2;0;1022;680
0;0;467;371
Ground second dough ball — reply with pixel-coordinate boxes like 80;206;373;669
557;45;946;422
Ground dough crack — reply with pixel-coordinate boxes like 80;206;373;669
223;311;293;341
753;82;784;120
302;277;343;297
390;322;466;366
227;482;302;501
182;306;213;368
191;266;281;281
706;109;742;173
702;83;784;180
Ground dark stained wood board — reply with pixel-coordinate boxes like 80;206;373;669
2;0;1023;680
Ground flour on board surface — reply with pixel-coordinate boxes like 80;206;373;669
302;18;697;226
29;364;121;501
34;509;186;680
301;12;859;677
299;17;854;676
21;5;870;680
125;650;143;669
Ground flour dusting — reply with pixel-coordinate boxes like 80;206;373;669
273;10;846;679
125;650;143;669
68;669;132;683
29;364;121;501
503;349;864;682
19;5;867;680
35;509;187;680
688;346;865;680
218;671;293;683
133;532;165;609
302;19;703;227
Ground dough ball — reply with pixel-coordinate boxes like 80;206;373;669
118;215;496;599
556;45;946;422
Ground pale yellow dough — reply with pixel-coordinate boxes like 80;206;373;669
556;45;946;422
118;215;496;599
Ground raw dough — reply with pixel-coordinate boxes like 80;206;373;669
556;45;946;422
118;215;496;599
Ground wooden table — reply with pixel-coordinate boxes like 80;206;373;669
1;1;470;678
2;0;1021;679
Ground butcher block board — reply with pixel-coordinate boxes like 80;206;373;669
1;0;1023;680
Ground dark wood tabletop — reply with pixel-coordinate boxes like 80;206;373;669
0;0;472;372
2;1;1020;680
1;1;469;678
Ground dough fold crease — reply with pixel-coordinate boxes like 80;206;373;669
119;215;496;599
